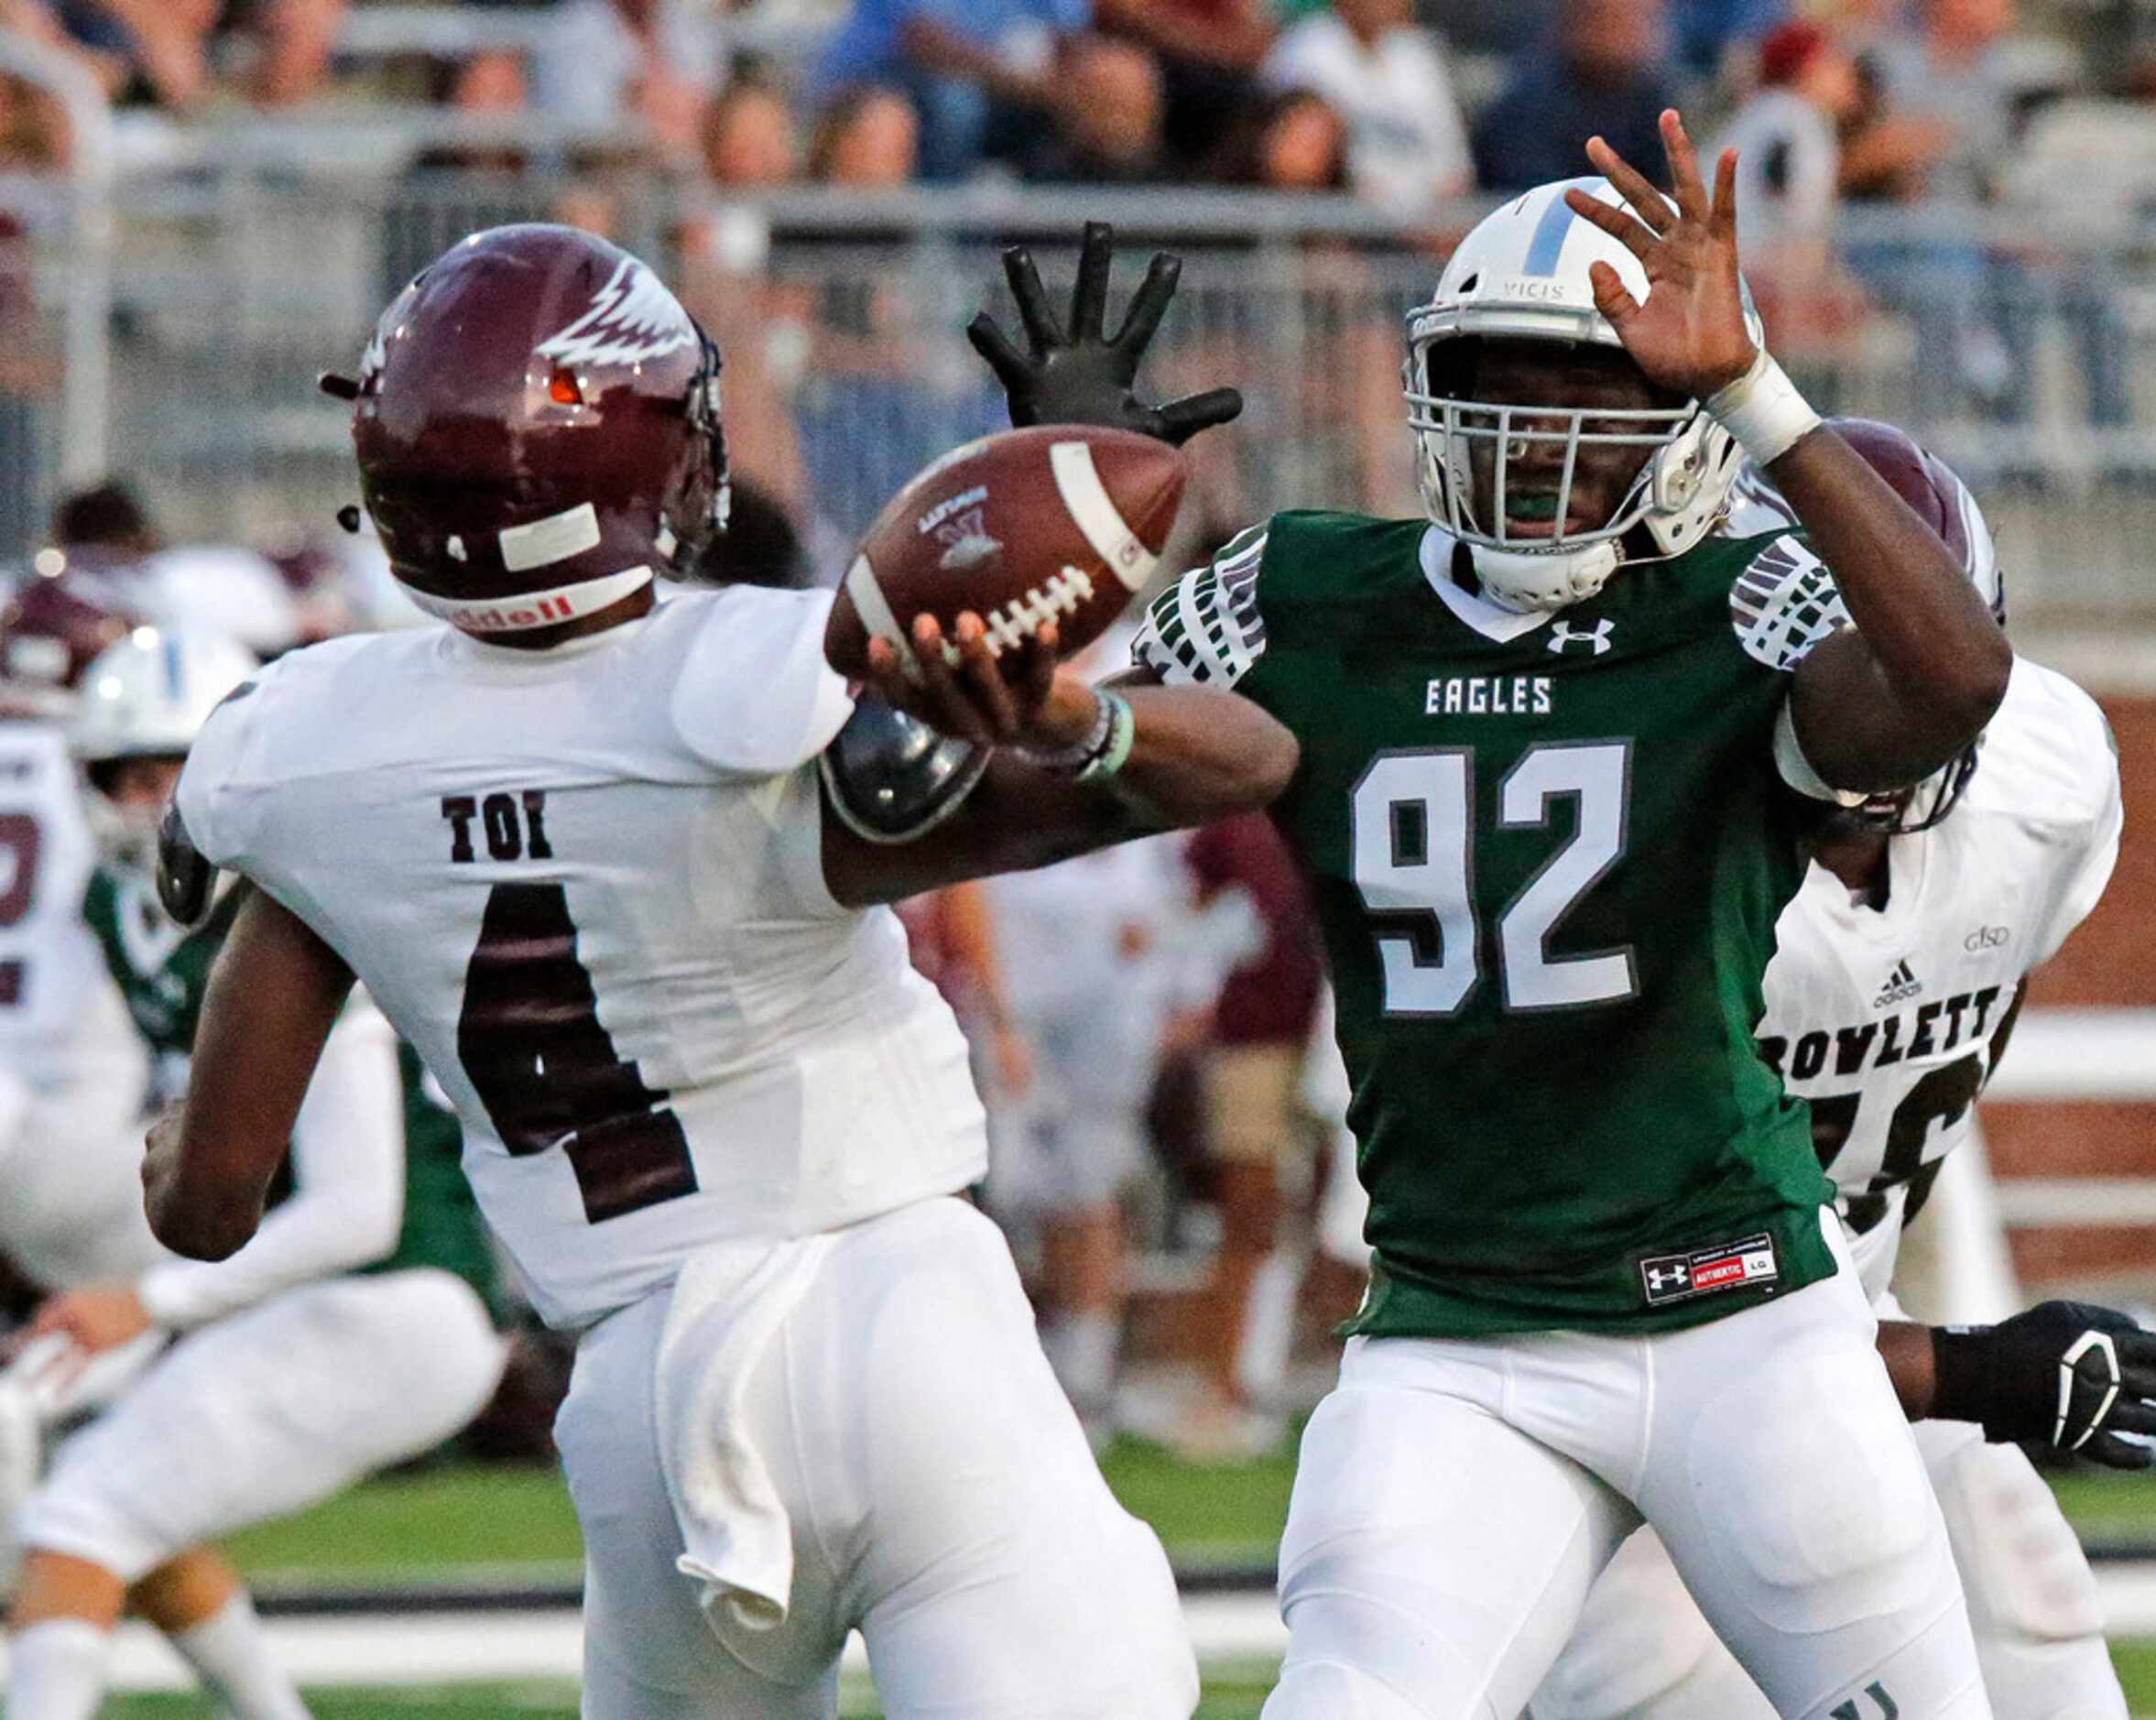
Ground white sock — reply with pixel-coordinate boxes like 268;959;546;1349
169;1593;310;1720
1042;1309;1119;1409
1234;1246;1306;1407
5;1619;111;1720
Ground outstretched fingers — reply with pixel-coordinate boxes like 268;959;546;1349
1711;144;1740;244
1563;189;1657;263
1070;221;1116;343
1584;135;1671;233
1114;251;1181;357
1158;386;1245;445
1584;260;1643;331
1000;245;1063;356
1659;109;1709;221
966;312;1032;395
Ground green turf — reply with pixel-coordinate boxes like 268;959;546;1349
220;1465;582;1578
219;1442;1304;1583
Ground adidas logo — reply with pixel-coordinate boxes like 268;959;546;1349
1875;959;1923;1007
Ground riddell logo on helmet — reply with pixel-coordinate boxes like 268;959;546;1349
456;595;580;633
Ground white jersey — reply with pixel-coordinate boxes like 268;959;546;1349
174;586;988;1329
0;721;106;1081
1757;658;2119;1298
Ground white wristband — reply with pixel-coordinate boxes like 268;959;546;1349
1706;348;1821;468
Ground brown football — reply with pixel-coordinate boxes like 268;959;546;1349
824;424;1187;680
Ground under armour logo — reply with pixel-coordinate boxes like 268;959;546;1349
1547;619;1615;656
1644;1263;1691;1292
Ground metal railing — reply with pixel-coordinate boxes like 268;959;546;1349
5;158;2156;611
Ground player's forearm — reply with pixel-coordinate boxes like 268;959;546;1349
145;887;357;1262
821;684;1295;906
1770;426;2010;788
142;1010;406;1323
1877;1318;1937;1421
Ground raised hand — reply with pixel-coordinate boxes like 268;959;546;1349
966;221;1243;447
1561;110;1759;403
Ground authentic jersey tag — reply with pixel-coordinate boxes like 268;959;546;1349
1639;1233;1780;1307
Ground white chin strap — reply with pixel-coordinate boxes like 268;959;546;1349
399;565;654;636
1469;540;1622;614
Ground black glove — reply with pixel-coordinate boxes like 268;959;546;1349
1932;1301;2156;1469
966;221;1243;448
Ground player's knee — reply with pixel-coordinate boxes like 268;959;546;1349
1933;1439;2105;1648
1683;1347;1943;1636
1264;1657;1446;1720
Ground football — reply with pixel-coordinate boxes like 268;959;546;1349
823;423;1188;680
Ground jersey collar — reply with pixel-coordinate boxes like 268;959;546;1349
1418;527;1556;645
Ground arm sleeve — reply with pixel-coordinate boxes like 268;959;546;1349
136;1000;407;1329
1726;530;1867;801
1130;522;1271;690
2011;663;2124;964
670;586;855;779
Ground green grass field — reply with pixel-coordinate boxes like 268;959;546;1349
93;1449;2156;1716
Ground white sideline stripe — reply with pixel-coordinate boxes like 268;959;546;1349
1998;1181;2156;1227
50;1572;2156;1693
1050;439;1159;593
1984;1011;2156;1102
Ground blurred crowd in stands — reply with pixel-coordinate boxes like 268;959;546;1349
0;0;2152;209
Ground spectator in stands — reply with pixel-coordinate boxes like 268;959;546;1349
1717;23;1870;388
810;0;1090;181
1024;35;1169;182
1865;0;2018;205
1207;85;1350;191
1470;0;1673;194
789;83;1003;538
412;49;531;174
1260;0;1473;216
1670;0;1789;81
1091;0;1274;173
531;0;718;161
1722;21;1858;249
699;72;798;187
676;74;813;528
805;80;916;184
1178;811;1323;1459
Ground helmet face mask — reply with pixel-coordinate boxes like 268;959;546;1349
1410;336;1694;555
71;627;258;888
1402;177;1756;613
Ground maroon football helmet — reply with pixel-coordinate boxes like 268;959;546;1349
0;559;148;715
330;223;729;636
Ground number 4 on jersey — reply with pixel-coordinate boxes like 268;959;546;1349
458;882;697;1223
1351;741;1637;1016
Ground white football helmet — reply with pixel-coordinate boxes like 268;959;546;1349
1404;176;1764;613
71;626;257;874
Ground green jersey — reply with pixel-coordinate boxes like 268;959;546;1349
1135;513;1844;1337
83;869;496;1308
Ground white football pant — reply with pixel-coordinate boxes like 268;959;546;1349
556;1197;1196;1720
16;1269;503;1581
1531;1297;2123;1720
1262;1218;1988;1720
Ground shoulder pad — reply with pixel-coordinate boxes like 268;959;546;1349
819;692;988;845
156;800;220;928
